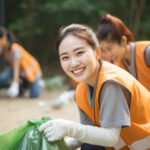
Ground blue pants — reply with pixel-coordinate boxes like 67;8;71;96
0;68;43;98
81;143;106;150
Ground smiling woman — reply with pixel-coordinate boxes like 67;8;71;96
59;34;100;86
39;24;150;150
97;14;150;91
56;25;100;87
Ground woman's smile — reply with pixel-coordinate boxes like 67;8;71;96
71;67;86;77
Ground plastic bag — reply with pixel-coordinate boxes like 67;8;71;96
0;117;69;150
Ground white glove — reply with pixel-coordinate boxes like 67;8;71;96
39;119;121;147
7;82;19;98
64;137;82;150
39;119;73;142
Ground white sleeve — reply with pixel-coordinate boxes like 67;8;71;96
39;119;121;148
68;123;121;147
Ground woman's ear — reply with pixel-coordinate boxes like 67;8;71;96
121;35;127;46
96;46;101;60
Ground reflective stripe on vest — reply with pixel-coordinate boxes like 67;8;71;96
21;58;41;77
114;136;150;150
129;135;150;150
114;137;126;150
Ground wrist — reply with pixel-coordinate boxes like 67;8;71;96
67;122;82;138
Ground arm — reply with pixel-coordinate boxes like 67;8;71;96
40;83;129;148
7;47;21;97
39;119;121;148
12;58;20;83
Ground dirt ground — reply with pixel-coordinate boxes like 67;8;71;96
0;88;80;133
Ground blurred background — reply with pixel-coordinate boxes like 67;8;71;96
0;0;149;135
0;0;149;78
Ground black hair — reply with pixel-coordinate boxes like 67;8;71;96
96;14;134;43
55;24;99;52
0;27;18;47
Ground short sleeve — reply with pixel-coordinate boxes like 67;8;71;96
99;82;130;128
11;47;22;60
145;45;150;67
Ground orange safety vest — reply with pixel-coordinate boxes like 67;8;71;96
75;61;150;150
4;43;41;82
116;41;150;91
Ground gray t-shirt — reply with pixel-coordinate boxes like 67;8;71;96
8;47;22;62
79;82;130;128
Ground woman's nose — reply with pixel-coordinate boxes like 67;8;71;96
105;51;113;59
70;57;80;67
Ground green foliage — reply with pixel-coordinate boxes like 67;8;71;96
4;0;150;73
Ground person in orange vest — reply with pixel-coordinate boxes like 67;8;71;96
51;77;78;108
0;27;43;98
39;24;150;150
96;14;150;91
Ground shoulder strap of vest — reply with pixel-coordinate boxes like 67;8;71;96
75;82;95;124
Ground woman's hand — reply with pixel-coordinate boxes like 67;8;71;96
39;119;74;142
39;119;121;147
7;82;19;97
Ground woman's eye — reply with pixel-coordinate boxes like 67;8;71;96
107;47;112;51
76;51;84;55
61;56;69;61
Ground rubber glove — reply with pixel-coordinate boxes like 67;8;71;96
7;82;19;98
64;137;82;150
39;119;121;147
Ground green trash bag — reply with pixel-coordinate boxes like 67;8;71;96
0;117;69;150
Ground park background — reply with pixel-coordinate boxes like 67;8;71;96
0;0;149;147
0;0;150;77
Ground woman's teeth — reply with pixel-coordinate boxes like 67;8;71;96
73;68;84;74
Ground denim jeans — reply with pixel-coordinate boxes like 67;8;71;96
0;68;43;98
0;68;12;89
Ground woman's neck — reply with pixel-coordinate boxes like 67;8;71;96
86;61;100;87
123;43;132;64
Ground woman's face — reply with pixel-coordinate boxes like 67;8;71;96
58;34;99;85
99;40;125;63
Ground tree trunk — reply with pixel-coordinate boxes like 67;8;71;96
129;0;146;39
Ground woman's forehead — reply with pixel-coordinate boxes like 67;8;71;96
59;34;88;51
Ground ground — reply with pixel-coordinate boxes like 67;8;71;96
0;88;79;133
